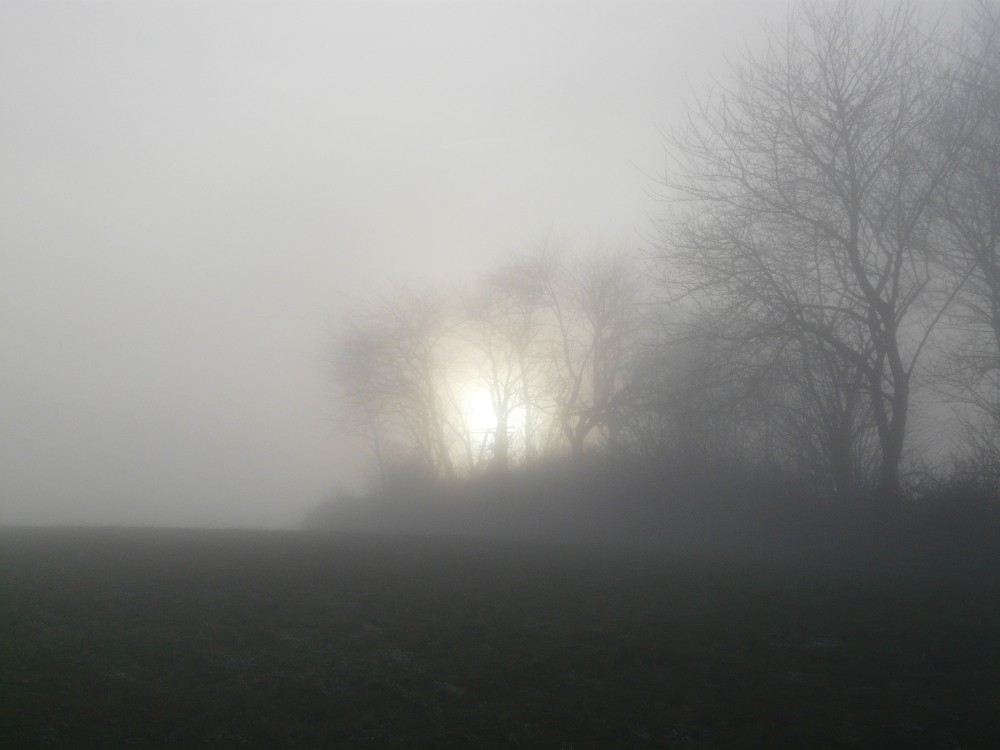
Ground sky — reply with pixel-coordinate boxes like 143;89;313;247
1;0;790;529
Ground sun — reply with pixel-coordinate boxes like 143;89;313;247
462;385;497;432
455;380;531;467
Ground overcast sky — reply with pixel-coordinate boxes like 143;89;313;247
1;1;791;528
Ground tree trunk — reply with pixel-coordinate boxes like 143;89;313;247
874;373;909;516
492;411;509;472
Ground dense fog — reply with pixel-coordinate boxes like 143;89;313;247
3;1;982;534
1;2;788;528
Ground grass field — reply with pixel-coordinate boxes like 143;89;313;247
2;525;999;748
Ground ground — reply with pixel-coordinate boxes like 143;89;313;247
2;526;999;748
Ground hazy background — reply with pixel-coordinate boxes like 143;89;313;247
1;1;787;528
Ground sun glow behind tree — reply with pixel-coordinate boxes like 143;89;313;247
333;247;647;485
461;385;499;433
457;382;529;471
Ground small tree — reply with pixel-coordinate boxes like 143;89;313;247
332;288;457;485
541;246;647;458
461;254;550;471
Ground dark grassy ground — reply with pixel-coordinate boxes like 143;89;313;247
2;526;999;748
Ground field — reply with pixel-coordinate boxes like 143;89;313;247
2;525;999;748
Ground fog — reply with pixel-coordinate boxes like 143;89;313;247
1;1;793;528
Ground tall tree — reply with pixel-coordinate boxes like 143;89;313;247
660;0;967;505
934;1;1000;450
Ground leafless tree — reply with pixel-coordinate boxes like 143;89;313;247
540;246;648;458
331;319;395;489
933;1;1000;456
331;288;457;485
660;0;968;506
460;253;551;471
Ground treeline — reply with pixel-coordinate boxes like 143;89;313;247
330;1;1000;517
332;244;649;483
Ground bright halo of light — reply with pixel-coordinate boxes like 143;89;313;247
462;385;497;432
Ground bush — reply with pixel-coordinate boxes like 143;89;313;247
909;461;1000;548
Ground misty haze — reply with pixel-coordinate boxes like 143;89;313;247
3;1;1000;748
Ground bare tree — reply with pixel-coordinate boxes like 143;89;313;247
660;0;967;506
541;247;647;458
332;288;457;485
460;254;550;471
933;1;1000;454
630;313;764;466
331;319;395;489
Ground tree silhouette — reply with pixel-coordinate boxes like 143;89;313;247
660;0;970;507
